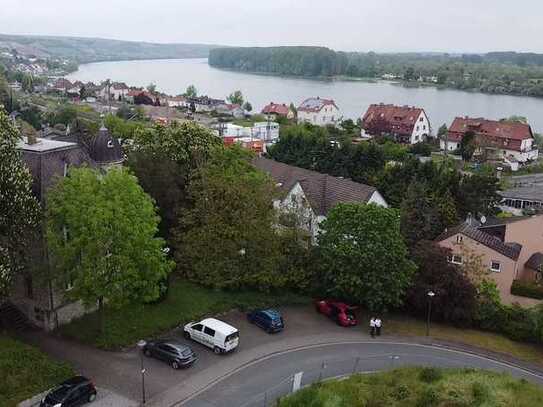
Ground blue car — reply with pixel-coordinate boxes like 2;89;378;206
247;309;284;333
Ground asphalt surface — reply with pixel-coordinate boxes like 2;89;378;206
183;342;543;407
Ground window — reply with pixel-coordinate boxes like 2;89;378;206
192;324;203;332
204;326;216;337
490;261;501;273
423;125;426;130
419;117;424;122
448;255;463;265
416;126;420;131
456;235;463;243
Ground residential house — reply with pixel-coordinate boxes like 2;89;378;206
253;157;388;242
167;96;189;108
187;96;225;113
98;82;129;101
222;122;280;143
261;102;295;120
436;215;543;306
441;117;539;164
7;126;124;330
360;104;431;144
297;97;341;126
216;103;245;118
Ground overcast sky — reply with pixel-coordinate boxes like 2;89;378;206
1;0;542;53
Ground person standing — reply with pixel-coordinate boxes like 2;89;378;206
375;317;382;336
370;317;376;338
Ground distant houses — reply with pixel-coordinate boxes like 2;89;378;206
297;97;341;126
441;117;539;165
360;103;432;144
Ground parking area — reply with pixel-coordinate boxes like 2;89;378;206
18;387;138;407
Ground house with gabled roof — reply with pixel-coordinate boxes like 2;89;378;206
262;102;295;120
436;215;543;306
441;117;538;164
360;103;431;144
297;97;341;126
253;157;387;241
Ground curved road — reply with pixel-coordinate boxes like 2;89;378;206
182;341;543;407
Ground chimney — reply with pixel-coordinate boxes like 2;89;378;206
27;132;38;145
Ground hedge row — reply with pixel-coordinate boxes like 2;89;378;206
511;280;543;300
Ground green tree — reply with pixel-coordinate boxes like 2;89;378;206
227;90;244;105
127;121;221;241
21;74;34;93
242;101;253;112
184;85;198;98
0;109;40;295
460;130;477;161
46;167;173;328
175;145;283;290
146;83;157;94
317;203;416;311
437;124;448;137
400;181;443;247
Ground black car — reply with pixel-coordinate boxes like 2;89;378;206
143;339;197;369
40;376;96;407
247;309;284;333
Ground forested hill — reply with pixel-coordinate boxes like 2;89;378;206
209;47;543;97
0;34;221;63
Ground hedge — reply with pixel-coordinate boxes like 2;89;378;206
511;280;543;300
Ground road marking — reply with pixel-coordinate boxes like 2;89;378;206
169;340;543;406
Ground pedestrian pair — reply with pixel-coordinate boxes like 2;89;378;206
370;317;382;337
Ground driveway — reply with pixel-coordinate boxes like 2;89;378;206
20;305;543;407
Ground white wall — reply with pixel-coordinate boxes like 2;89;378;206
410;111;431;144
368;191;389;207
298;104;341;126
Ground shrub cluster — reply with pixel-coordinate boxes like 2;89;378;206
511;279;543;300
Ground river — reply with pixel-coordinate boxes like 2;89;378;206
67;58;543;132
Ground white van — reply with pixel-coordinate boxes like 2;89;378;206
183;318;239;354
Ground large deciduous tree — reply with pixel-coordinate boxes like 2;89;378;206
406;241;477;326
227;90;244;106
174;145;283;290
127;122;221;241
317;203;416;312
46;167;174;321
0;109;40;295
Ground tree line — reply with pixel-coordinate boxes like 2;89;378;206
209;47;543;97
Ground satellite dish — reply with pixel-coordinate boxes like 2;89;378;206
480;216;487;224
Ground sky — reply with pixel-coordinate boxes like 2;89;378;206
1;0;542;53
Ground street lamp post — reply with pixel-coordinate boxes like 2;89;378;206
426;291;435;337
137;340;147;405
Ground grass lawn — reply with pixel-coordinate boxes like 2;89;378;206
278;367;543;407
58;279;309;350
0;334;73;407
385;314;543;366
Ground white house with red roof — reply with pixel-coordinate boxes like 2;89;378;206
297;97;341;126
441;117;538;163
360;103;431;144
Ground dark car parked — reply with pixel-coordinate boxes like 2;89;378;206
40;376;96;407
247;309;284;333
142;339;197;369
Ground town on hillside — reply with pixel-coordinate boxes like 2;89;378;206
2;24;543;407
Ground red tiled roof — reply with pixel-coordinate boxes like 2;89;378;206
127;89;144;97
225;103;241;111
297;97;338;113
361;104;425;136
446;117;533;151
262;103;290;116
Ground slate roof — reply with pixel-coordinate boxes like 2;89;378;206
499;186;543;203
436;223;522;260
253;157;380;216
526;252;543;271
446;117;533;151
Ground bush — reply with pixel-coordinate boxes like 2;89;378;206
419;367;443;383
511;280;543;300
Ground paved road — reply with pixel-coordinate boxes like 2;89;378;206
183;342;543;407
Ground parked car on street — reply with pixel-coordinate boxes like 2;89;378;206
315;300;358;327
247;309;284;333
40;376;96;407
183;318;239;354
142;339;197;369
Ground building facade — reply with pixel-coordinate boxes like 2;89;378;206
360;103;431;144
297;97;341;126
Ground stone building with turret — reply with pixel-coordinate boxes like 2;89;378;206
3;124;124;331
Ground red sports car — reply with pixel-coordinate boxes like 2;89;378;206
315;300;358;327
